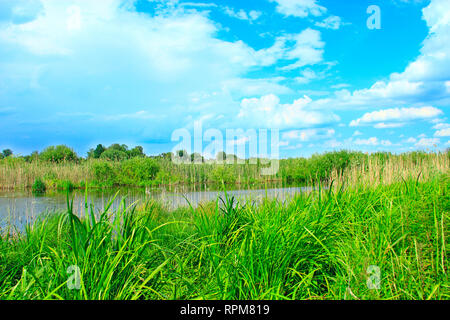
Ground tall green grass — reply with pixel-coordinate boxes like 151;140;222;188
0;174;448;300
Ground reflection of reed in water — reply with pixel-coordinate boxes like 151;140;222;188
1;185;309;231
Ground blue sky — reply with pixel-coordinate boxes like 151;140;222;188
0;0;449;158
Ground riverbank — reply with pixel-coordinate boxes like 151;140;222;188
1;150;448;191
0;172;448;300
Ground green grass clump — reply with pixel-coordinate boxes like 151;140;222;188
31;178;46;194
0;175;448;300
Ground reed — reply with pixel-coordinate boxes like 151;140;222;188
1;150;448;190
0;172;448;300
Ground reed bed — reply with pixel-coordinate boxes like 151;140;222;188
0;158;92;190
0;171;448;300
330;151;449;187
1;150;448;190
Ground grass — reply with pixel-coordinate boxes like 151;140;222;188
1;150;448;190
0;172;448;300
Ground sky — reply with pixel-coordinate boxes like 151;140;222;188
0;0;449;158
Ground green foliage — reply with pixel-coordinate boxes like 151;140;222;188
0;175;448;299
57;180;75;192
100;148;129;161
87;144;106;159
117;158;160;186
2;149;12;158
32;178;46;193
128;146;144;158
210;165;237;184
92;161;117;187
39;145;78;163
280;150;366;182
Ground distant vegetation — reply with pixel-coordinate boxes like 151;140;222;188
0;144;448;191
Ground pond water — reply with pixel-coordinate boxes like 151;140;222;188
0;183;311;231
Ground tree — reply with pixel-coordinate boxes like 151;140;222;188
93;144;106;158
100;148;129;161
109;144;128;153
158;152;173;160
128;146;144;158
2;149;12;158
191;152;204;163
40;145;78;163
173;150;190;163
216;151;227;162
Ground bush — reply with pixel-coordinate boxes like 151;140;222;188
210;165;237;184
2;149;12;158
57;180;75;192
40;145;78;163
32;178;46;193
100;149;129;161
92;161;117;187
117;158;160;186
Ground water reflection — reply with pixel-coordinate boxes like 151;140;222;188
0;182;310;230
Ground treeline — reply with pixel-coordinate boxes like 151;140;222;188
8;144;239;163
0;144;448;191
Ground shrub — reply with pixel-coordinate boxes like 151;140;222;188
100;149;129;161
32;178;46;193
87;144;106;159
117;158;160;186
40;145;78;163
210;165;237;184
92;161;117;187
57;180;75;192
2;149;12;158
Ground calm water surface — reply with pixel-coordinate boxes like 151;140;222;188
0;183;310;230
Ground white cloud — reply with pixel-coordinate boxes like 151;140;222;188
281;28;325;70
269;0;327;18
435;128;450;137
223;7;262;22
282;128;335;141
221;77;292;97
238;94;339;129
295;68;320;84
415;138;440;148
315;16;343;30
286;0;450;120
373;122;406;129
353;137;392;146
433;123;450;130
350;106;443;127
353;130;363;136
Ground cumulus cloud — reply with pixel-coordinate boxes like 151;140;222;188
222;7;262;22
0;0;333;151
269;0;326;18
315;16;343;30
349;107;443;127
281;28;325;70
237;94;339;129
289;0;450;121
435;128;450;137
353;137;393;147
415;138;440;148
282;128;335;141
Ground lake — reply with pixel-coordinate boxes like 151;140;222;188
0;183;311;231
